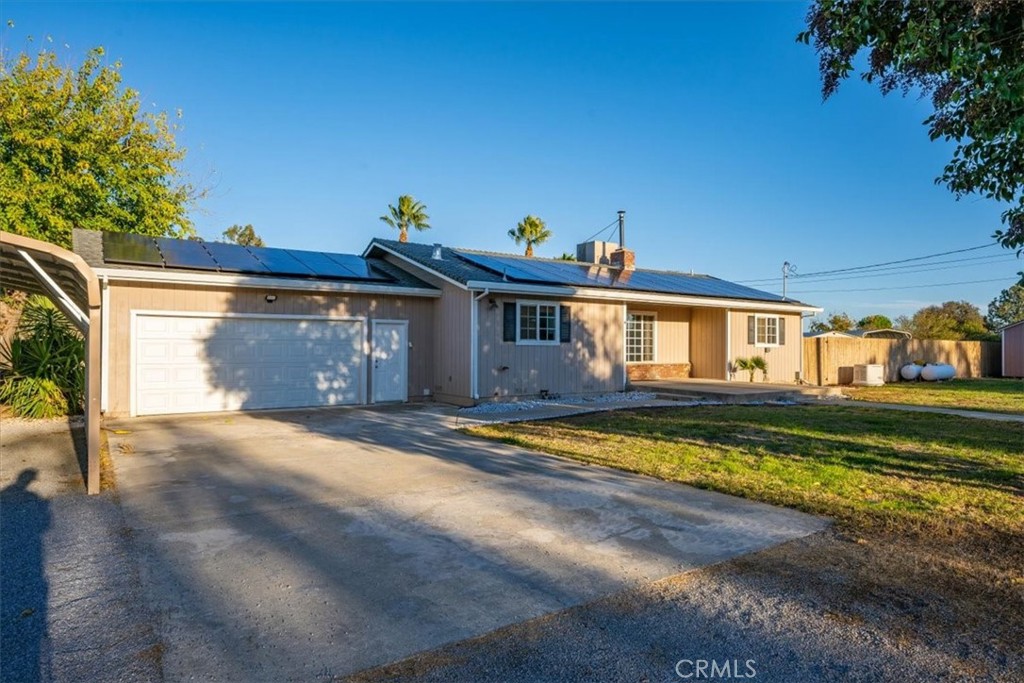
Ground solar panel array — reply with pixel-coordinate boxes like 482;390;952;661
102;233;391;282
454;251;788;302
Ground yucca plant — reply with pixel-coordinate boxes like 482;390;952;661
0;296;85;417
733;357;756;382
751;355;769;382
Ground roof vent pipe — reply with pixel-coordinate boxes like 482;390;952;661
617;210;625;247
431;243;443;260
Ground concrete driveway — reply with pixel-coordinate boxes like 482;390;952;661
108;404;826;681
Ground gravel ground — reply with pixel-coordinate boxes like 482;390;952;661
1;419;162;682
347;529;1022;683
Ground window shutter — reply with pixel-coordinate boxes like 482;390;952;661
747;315;755;344
559;305;571;343
503;303;516;342
778;317;786;345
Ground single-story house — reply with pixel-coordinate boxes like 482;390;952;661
804;328;911;340
73;229;820;416
1001;319;1024;378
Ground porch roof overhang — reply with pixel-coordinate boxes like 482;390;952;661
465;280;823;314
1;231;102;494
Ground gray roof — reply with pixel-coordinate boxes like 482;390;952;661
73;229;437;291
368;238;811;306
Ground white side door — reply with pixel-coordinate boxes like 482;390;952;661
371;320;408;403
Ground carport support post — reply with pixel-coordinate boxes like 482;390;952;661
86;304;101;494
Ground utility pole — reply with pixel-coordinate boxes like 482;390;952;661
782;261;797;299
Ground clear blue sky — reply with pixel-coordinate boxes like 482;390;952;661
5;1;1021;323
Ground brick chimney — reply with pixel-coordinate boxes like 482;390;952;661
610;247;635;271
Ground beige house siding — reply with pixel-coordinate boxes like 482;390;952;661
433;283;473;404
477;295;624;399
625;305;691;364
1003;321;1024;378
104;282;435;416
729;310;803;383
689;308;727;379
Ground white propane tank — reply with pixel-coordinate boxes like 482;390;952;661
900;364;922;380
920;363;956;381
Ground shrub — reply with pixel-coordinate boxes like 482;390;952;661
0;296;84;417
751;355;769;381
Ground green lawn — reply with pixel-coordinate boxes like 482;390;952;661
466;405;1024;533
842;378;1023;414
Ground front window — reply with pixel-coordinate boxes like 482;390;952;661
518;302;558;344
756;315;780;346
626;312;656;362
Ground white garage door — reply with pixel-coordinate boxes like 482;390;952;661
133;313;365;416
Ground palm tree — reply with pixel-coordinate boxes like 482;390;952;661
751;355;768;382
379;195;430;243
507;215;552;257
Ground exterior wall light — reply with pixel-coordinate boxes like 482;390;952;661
265;294;278;303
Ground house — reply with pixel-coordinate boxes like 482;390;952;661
73;229;821;416
847;328;912;340
804;328;911;340
1001;319;1024;378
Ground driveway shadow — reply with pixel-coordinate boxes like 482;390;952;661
1;469;51;682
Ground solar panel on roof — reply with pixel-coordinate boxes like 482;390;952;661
326;254;389;280
202;241;271;274
155;237;220;272
280;250;358;279
246;247;317;277
454;250;787;303
454;252;548;283
103;233;164;266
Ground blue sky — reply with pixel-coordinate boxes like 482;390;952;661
4;1;1021;323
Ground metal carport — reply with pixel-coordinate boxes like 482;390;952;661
1;231;101;494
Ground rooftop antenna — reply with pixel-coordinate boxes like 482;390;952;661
617;210;625;247
782;261;797;299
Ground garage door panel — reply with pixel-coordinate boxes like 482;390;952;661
134;314;365;416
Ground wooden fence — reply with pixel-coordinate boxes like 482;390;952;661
802;338;1002;385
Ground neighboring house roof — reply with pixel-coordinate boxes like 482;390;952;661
847;328;913;339
804;330;855;338
366;238;817;309
73;229;437;292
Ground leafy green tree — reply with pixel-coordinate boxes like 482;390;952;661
379;195;430;243
558;252;577;261
0;42;198;248
809;311;855;334
987;282;1024;329
508;215;552;257
799;1;1024;250
896;300;993;340
857;314;894;331
221;224;265;247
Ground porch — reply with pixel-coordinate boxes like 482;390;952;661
629;378;841;404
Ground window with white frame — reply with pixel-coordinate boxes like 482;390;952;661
518;302;559;344
755;315;780;346
626;312;656;363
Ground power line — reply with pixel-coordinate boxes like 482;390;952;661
735;242;1001;284
740;252;1015;284
744;254;1019;286
789;277;1008;294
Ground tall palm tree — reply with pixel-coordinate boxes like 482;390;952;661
379;195;430;243
507;215;551;257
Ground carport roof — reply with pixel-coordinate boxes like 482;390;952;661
73;229;437;291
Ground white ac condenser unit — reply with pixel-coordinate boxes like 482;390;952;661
853;364;885;387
